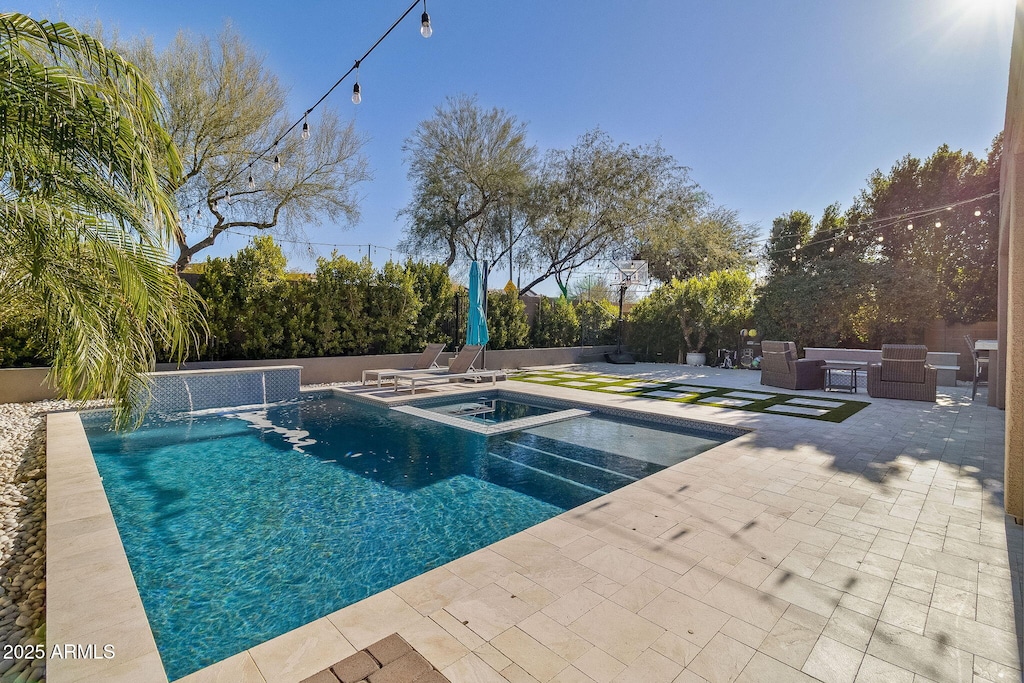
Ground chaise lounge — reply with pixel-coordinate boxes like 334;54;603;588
361;343;446;387
393;345;504;393
760;341;825;390
866;344;937;402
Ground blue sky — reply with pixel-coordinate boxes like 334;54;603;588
22;0;1016;291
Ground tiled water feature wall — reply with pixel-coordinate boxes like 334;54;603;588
144;366;302;413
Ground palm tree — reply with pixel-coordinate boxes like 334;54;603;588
0;13;204;426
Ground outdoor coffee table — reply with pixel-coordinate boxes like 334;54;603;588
824;363;862;393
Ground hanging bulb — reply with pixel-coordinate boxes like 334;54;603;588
795;243;801;250
352;81;361;104
273;154;281;171
906;223;913;230
935;221;941;228
301;115;310;141
248;174;255;191
877;235;884;242
974;209;982;217
828;245;835;253
195;208;201;219
420;11;432;38
224;189;230;205
791;255;797;262
848;234;854;241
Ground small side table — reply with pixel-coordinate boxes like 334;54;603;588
824;363;862;393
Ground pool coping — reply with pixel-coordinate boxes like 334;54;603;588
46;380;754;683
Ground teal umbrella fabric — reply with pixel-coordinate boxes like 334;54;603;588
466;261;489;346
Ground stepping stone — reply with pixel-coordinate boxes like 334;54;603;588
663;385;716;393
522;376;558;382
597;385;638;392
644;390;699;400
563;381;600;387
785;398;848;409
554;373;587;378
723;391;777;401
764;404;829;416
697;397;753;407
623;382;666;389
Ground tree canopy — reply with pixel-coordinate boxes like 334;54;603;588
0;12;203;425
125;25;371;270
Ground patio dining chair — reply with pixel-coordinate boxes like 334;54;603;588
866;344;936;402
964;335;989;400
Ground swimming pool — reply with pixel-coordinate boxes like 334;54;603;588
83;393;734;679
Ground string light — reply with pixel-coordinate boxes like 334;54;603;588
906;223;913;230
828;245;834;253
877;235;884;242
352;62;362;104
273;154;281;171
420;0;432;38
848;234;854;241
974;209;982;217
935;221;941;228
248;174;255;191
301;114;310;141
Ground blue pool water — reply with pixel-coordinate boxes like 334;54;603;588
83;395;731;679
423;394;555;424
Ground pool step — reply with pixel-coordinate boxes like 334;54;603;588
487;440;639;496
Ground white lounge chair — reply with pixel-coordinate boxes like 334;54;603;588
393;345;504;393
361;343;447;387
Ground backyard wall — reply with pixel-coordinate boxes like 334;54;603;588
0;346;619;404
921;320;999;382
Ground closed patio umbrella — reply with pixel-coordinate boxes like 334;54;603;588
466;261;489;346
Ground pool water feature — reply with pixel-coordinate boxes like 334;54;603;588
83;395;733;679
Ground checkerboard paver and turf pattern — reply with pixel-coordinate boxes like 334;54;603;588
513;370;870;422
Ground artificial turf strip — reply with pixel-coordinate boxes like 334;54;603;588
512;370;870;423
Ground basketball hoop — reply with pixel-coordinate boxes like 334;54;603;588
605;260;648;364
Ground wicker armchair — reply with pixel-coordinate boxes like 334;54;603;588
866;344;937;402
760;341;825;390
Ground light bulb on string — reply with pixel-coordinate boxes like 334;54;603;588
273;154;281;171
301;114;310;141
420;0;432;38
877;235;884;242
907;223;913;230
352;61;362;104
974;209;982;217
828;245;835;253
248;174;255;191
935;221;941;228
224;189;230;205
848;234;854;241
791;255;797;262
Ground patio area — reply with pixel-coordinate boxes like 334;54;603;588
180;362;1022;683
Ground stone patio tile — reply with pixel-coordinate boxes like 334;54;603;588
441;653;506;683
397;617;469;671
719;617;767;649
759;568;843;618
776;520;841;550
764;404;829;417
610;648;683;683
445;548;524;588
974;594;1018;632
609;575;669;612
637;587;730;648
550;666;598;683
491;626;569;681
853;654;914;683
758;615;821;669
529;518;592;548
572;647;627;683
701;577;788;631
518;612;594;662
649;631;701;667
687;632;755;683
570;601;665;665
495;572;559;609
430;609;486;650
858;552;901;581
971;655;1023;683
929;583;976;619
558;536;608;562
822;605;877;652
802;635;865;683
472;642;512;671
248;617;356;683
810;560;893;605
582;572;622;598
878;594;929;635
888;582;933;606
392;567;477;616
177;651;264;683
838;593;884;620
327;591;423;651
866;621;973;683
901;545;979;582
541;585;606;626
736;652;819;682
924;608;1020;670
444;584;540;641
679;530;749;565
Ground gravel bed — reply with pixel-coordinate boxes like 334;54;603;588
0;399;105;683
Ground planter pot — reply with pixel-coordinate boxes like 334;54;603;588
686;352;707;366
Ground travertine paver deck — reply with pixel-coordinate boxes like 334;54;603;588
56;363;1022;683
